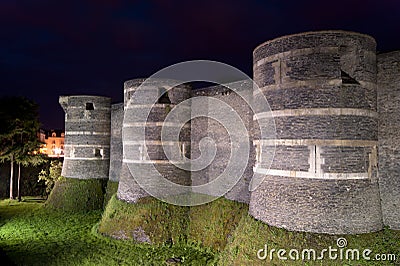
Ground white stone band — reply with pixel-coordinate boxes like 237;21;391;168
254;139;378;147
255;108;378;119
254;167;369;180
65;131;111;136
123;122;190;127
123;159;186;164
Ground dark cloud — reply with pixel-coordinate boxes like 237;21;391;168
0;0;399;129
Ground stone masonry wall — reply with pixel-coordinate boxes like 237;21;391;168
109;103;123;182
377;51;400;230
191;83;254;203
118;79;191;203
189;92;209;187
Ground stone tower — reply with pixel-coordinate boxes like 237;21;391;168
59;95;111;179
250;31;382;234
117;79;192;203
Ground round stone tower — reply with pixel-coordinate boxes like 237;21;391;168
60;95;111;179
250;31;382;234
117;78;192;203
47;95;111;211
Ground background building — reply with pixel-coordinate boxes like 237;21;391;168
39;129;65;158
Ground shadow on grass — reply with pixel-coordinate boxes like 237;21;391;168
21;197;46;203
0;247;15;266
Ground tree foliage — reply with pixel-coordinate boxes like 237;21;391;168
0;96;45;199
0;96;41;160
38;160;63;195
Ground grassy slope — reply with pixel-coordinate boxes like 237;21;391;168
99;195;189;245
220;215;400;265
99;194;247;251
103;181;119;207
0;198;215;266
187;197;248;251
46;178;107;212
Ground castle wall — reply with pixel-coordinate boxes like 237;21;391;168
250;31;383;234
118;79;191;203
377;51;400;230
191;84;254;203
117;79;149;202
59;95;111;179
190;91;209;187
108;103;124;182
72;30;400;235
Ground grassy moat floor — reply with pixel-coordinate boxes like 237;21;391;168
0;197;399;265
0;197;214;266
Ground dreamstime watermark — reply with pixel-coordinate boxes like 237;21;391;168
257;237;397;262
122;60;276;206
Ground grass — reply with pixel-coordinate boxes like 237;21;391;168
0;197;216;265
219;215;400;265
99;193;248;251
187;197;248;251
99;195;189;245
0;196;399;265
46;178;108;212
103;181;119;207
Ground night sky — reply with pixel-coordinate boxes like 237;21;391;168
1;0;400;130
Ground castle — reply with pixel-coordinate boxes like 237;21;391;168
59;31;400;235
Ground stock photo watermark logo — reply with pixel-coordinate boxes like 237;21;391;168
122;60;276;206
257;237;397;262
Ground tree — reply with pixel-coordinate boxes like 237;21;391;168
0;96;44;200
15;147;46;201
38;159;62;197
